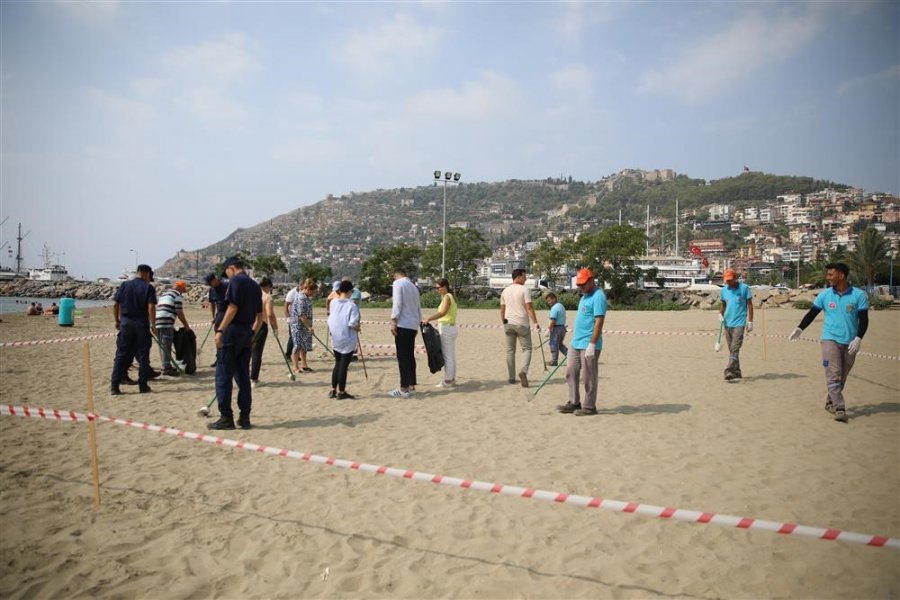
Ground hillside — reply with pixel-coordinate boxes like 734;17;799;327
156;170;847;279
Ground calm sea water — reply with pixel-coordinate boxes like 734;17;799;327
0;296;114;315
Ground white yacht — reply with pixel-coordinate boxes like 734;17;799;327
636;256;711;289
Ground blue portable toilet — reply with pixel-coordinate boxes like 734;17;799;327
58;297;75;327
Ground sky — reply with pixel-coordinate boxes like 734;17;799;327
1;1;898;280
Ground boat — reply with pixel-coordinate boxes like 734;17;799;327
635;255;712;289
27;243;69;281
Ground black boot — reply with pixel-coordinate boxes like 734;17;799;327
122;375;138;386
139;384;152;393
237;414;252;430
208;416;235;430
110;385;122;396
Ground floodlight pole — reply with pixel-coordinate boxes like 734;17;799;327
433;171;461;280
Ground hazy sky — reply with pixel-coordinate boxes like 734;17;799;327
1;1;898;279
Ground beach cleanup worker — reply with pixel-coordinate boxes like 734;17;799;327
205;273;229;368
544;292;567;366
789;262;868;424
387;267;421;398
111;264;157;395
250;277;278;388
290;278;317;375
327;280;361;399
283;279;302;358
718;268;753;381
155;280;191;376
208;257;263;430
421;277;458;388
500;268;540;387
557;268;606;416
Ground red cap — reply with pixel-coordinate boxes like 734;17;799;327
575;268;593;285
723;268;736;281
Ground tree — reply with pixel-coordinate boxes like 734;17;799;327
420;228;491;291
292;262;333;287
848;228;890;288
527;239;574;289
359;244;422;295
574;225;647;300
252;255;288;278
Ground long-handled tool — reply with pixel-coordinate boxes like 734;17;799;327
152;332;182;374
530;355;567;401
198;326;212;356
537;329;548;371
311;330;331;353
357;338;368;380
714;321;724;352
197;393;217;417
272;332;296;381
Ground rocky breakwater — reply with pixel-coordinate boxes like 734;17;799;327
664;286;819;310
0;279;119;301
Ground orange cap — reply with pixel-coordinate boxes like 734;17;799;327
173;280;188;292
575;268;593;285
723;269;736;281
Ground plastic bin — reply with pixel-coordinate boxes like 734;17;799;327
58;297;75;327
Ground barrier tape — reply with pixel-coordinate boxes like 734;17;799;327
1;403;896;550
3;322;896;361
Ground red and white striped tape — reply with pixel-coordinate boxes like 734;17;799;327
0;332;116;348
1;403;896;550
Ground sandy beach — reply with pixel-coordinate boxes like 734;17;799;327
0;303;898;599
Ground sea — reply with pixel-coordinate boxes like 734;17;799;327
0;296;114;315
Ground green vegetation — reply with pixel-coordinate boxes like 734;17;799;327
419;228;491;292
848;228;890;288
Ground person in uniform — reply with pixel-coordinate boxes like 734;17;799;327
111;264;157;395
208;257;263;430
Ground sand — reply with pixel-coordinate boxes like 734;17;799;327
0;304;898;599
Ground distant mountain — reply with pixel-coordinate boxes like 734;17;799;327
156;170;848;279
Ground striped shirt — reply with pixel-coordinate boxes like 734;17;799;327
155;290;183;328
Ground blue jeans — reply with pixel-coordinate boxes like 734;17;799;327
548;325;568;364
157;327;175;369
215;326;253;420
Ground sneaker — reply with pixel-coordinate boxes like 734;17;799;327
388;389;411;398
436;381;454;389
237;416;252;430
208;416;236;430
328;389;337;399
251;380;258;390
337;392;356;400
110;386;122;396
519;372;529;388
149;369;161;379
138;384;152;394
724;373;736;381
162;367;181;377
557;402;581;414
824;402;836;414
574;407;598;416
834;409;848;423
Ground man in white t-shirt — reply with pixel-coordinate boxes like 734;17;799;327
499;269;540;387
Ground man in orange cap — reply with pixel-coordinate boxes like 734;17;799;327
718;268;753;381
155;280;192;376
557;268;607;416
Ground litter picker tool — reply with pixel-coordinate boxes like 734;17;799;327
357;338;368;380
537;328;548;371
197;393;217;417
198;326;212;356
272;332;296;381
530;355;567;401
311;330;331;353
714;321;724;352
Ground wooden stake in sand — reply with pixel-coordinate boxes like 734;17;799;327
82;342;102;507
761;304;767;361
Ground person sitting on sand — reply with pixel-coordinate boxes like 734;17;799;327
48;302;59;315
26;302;38;316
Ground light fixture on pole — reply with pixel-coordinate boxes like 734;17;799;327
433;170;462;279
129;249;137;270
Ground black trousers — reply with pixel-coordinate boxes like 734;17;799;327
111;320;152;386
395;327;418;388
250;323;268;381
331;350;353;391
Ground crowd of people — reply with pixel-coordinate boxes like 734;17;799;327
107;259;869;428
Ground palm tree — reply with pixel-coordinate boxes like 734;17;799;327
848;228;890;288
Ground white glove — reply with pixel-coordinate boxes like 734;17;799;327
543;328;552;340
534;323;541;333
745;321;753;333
789;327;802;342
718;313;724;323
584;345;596;358
848;337;861;355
